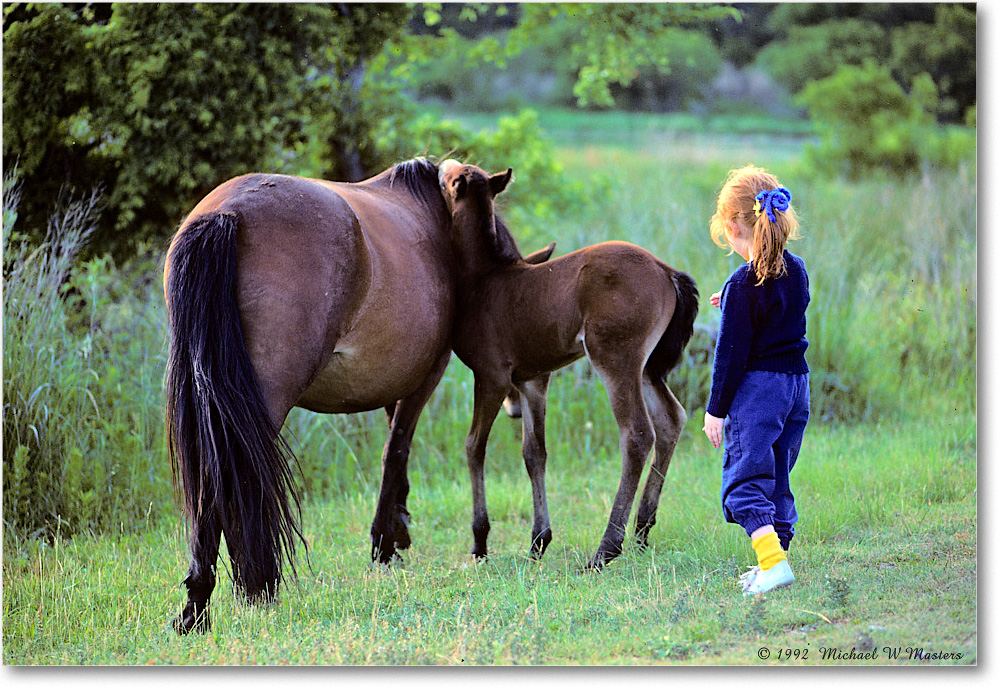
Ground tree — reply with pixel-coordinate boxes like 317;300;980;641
3;3;408;255
752;3;975;123
890;4;976;122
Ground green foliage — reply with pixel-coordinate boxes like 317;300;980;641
408;3;737;111
408;13;726;114
607;27;723;112
797;61;975;177
405;30;579;112
2;173;172;538
2;3;411;256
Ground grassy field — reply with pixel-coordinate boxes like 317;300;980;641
2;112;977;665
1;417;977;665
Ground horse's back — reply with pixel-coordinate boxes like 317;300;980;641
500;242;676;376
169;170;454;416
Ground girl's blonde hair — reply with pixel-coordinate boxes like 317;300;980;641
710;165;800;285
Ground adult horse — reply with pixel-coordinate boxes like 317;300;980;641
438;161;699;569
164;158;454;634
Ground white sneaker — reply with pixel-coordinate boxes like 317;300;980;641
739;565;760;588
741;560;795;595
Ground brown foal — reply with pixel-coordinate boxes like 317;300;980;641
438;160;699;569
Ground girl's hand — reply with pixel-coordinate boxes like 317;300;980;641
710;291;721;308
703;412;724;449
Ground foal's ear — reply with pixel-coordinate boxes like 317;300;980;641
489;168;513;197
454;174;468;199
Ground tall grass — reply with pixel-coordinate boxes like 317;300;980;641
2;173;173;538
543;136;975;423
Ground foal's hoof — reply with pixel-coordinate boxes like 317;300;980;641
172;603;210;635
635;522;654;551
529;528;553;560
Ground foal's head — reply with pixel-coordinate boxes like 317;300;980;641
438;160;520;265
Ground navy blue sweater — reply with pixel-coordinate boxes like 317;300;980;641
706;250;810;418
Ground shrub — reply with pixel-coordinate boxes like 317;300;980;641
797;62;974;177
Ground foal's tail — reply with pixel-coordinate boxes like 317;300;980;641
647;269;699;379
165;211;303;602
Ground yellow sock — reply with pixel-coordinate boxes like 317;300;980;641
751;532;787;571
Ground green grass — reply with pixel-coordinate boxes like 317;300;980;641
2;418;975;665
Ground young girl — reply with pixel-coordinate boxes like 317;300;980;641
702;165;810;595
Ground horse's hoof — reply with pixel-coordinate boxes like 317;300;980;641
371;531;400;565
585;548;620;571
371;549;400;567
392;506;412;551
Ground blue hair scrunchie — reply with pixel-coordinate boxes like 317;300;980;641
754;187;792;223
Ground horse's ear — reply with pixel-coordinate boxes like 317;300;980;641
454;175;468;199
489;168;513;197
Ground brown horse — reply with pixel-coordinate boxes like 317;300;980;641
438;161;699;569
164;158;458;634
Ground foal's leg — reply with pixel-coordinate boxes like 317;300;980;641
634;375;687;548
370;350;452;564
586;358;655;570
515;375;553;558
173;502;222;634
465;375;509;560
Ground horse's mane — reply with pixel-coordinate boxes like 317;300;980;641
493;213;523;265
389;157;445;212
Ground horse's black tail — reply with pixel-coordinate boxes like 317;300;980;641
647;269;699;380
165;211;303;603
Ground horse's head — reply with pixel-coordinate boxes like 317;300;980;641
439;160;519;265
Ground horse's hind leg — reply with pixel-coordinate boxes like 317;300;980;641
515;375;553;558
465;375;509;560
371;350;452;564
173;506;222;634
585;355;654;569
634;375;687;548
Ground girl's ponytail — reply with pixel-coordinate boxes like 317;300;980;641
750;187;797;285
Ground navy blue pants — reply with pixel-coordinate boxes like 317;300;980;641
722;370;810;550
